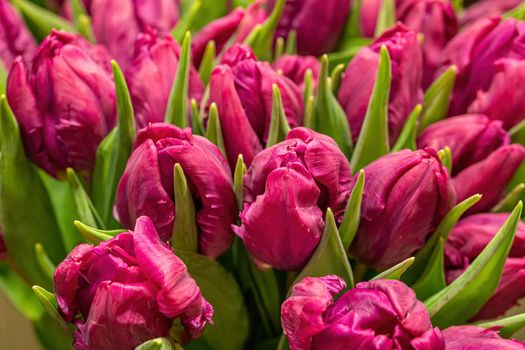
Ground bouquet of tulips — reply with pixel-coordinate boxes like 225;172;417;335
2;0;525;349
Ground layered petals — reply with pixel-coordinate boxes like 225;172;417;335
0;0;37;67
444;326;525;349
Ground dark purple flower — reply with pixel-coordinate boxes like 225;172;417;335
273;54;320;90
444;326;525;349
0;0;37;68
461;0;523;26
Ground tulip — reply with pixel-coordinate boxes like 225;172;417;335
461;0;523;26
359;0;381;38
0;231;6;260
338;24;423;144
417;114;510;174
54;216;213;350
266;0;351;56
126;30;204;128
444;326;525;349
115;123;236;259
192;2;266;66
84;0;179;64
440;17;525;128
350;148;456;268
281;276;445;350
209;44;304;169
273;55;320;90
453;144;525;213
6;30;116;176
0;0;37;68
445;213;525;320
233;128;351;270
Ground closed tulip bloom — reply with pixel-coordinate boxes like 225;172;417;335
54;216;213;350
273;54;320;90
126;30;204;128
234;128;351;270
444;326;525;349
445;213;525;320
338;24;423;144
7;30;116;176
350;148;456;268
281;276;445;350
209;44;303;168
417;114;510;174
85;0;179;64
359;0;381;37
0;0;36;67
115;123;236;259
461;0;523;26
453;144;525;213
266;0;351;56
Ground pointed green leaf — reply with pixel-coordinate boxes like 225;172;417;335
293;209;354;289
284;30;297;55
375;0;396;37
0;62;6;95
191;98;204;136
0;263;43;321
12;0;75;41
492;183;525;213
205;103;227;157
403;194;482;285
266;84;291;148
274;37;285;61
0;96;65;289
74;220;124;244
171;164;199;253
135;338;175;350
509;119;525;146
172;0;201;42
328;39;371;70
505;1;525;20
234;155;246;211
330;64;345;94
373;257;415;281
452;0;463;12
67;168;104;229
338;0;363;48
425;202;523;327
477;313;525;338
166;31;191;127
392;104;422;152
304;95;315;130
35;243;56;282
32;286;69;332
177;251;249;350
438;146;452;174
70;0;94;42
199;40;216;86
303;69;314;106
411;238;447;300
244;0;285;60
350;46;391;170
419;66;456;132
313;55;353;158
32;313;74;350
340;170;365;251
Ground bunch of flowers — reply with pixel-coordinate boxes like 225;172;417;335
1;0;525;349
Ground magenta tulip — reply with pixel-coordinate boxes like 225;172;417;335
0;0;36;68
233;128;351;270
273;54;320;90
461;0;523;26
115;123;236;259
444;326;525;349
281;276;445;350
350;148;456;268
6;30;116;176
54;216;213;350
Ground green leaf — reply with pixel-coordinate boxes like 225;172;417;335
293;209;354;290
452;0;463;12
67;168;104;229
135;338;176;350
504;1;525;20
350;46;391;170
338;0;363;48
0;263;43;321
244;0;284;60
266;84;291;148
32;286;70;332
419;66;456;132
180;0;228;31
330;64;345;94
372;257;415;281
312;55;353;158
303;95;315;130
284;30;297;55
0;62;6;95
274;37;285;61
411;238;447;300
199;41;216;86
328;39;371;70
0;96;65;289
477;313;525;338
438;146;452;174
403;194;482;285
12;0;75;41
375;0;396;37
172;0;201;42
166;31;191;127
74;220;123;244
205;103;227;157
392;104;422;152
34;243;56;283
492;183;525;213
32;313;74;350
177;251;250;350
172;164;199;253
339;170;365;251
70;0;94;42
509;119;525;146
425;202;523;327
303;69;314;107
234;155;246;211
191;99;205;136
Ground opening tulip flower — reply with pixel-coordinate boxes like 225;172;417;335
234;127;351;271
54;216;213;350
115;123;237;259
0;0;37;68
7;30;116;176
443;326;525;349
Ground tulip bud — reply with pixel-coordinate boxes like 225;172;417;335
445;213;525;320
417;114;510;174
54;216;213;350
233;128;351;270
115;123;236;259
281;276;445;350
126;30;204;128
266;0;351;56
359;0;381;38
453;144;525;213
444;326;525;349
209;44;304;168
350;148;456;268
85;0;179;64
0;0;37;67
6;30;116;176
273;55;320;90
338;24;423;144
461;0;523;26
